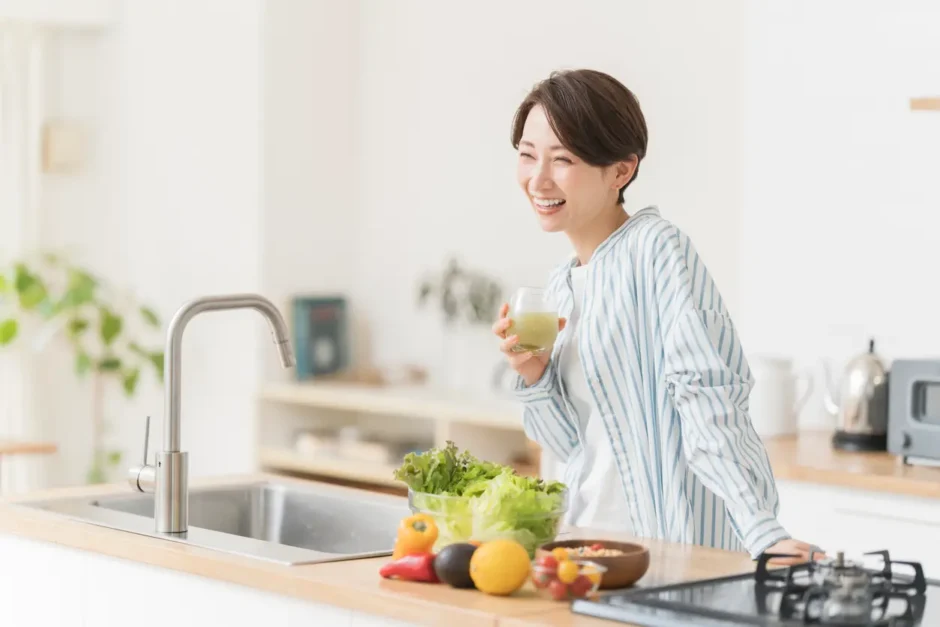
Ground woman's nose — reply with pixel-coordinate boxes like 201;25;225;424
530;160;553;190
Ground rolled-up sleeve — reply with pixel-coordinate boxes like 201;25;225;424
512;360;579;463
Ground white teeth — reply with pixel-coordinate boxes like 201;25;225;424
534;198;564;207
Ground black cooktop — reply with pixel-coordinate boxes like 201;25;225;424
571;549;938;626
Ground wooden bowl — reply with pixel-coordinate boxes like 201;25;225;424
536;539;650;590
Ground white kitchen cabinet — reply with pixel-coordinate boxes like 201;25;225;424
0;534;416;627
776;479;940;578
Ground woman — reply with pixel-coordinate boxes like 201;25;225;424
493;69;818;564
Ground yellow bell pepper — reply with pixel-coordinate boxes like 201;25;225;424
392;513;439;559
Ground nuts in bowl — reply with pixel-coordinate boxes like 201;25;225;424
531;555;606;601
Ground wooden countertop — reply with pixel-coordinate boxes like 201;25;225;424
764;430;940;499
2;431;930;625
0;474;755;627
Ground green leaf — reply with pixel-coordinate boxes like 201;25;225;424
149;351;165;381
107;450;122;466
67;317;89;338
99;307;122;346
56;269;96;311
75;351;92;375
0;318;18;345
140;306;159;327
86;464;105;485
122;367;140;396
98;356;122;372
14;264;47;310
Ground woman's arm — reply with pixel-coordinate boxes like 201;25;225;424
512;360;579;463
652;223;791;558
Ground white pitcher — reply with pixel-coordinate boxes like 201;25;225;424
748;355;813;437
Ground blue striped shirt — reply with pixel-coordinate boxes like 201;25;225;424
515;206;790;558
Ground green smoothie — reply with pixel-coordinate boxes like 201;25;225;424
508;312;558;354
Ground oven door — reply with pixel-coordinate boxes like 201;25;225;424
888;359;940;461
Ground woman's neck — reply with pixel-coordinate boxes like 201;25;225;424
570;206;629;266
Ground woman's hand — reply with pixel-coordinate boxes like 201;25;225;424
764;538;826;565
492;303;566;387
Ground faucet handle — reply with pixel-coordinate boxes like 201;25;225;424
141;415;151;465
128;415;156;493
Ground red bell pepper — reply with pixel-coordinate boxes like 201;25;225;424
379;552;439;583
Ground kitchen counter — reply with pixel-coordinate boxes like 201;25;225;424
0;474;755;627
764;430;940;499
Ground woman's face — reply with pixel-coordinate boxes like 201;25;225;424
516;105;633;234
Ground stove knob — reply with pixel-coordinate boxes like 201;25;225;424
902;432;912;449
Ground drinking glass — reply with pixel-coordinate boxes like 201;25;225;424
508;287;559;355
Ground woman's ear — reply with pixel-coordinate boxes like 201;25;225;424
612;155;639;190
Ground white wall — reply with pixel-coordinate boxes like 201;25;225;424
736;0;940;428
260;0;359;381
31;0;265;485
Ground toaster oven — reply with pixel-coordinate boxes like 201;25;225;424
887;359;940;464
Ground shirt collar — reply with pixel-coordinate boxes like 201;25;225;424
565;205;661;269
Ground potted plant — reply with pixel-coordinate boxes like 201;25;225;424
417;257;503;391
0;253;165;483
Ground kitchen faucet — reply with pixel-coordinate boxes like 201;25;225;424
127;294;295;533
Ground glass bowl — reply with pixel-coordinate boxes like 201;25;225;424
407;487;567;558
531;557;606;601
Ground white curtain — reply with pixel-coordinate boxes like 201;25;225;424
0;22;45;493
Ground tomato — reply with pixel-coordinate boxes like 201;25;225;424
569;574;594;598
590;543;604;551
548;578;569;601
532;569;553;589
557;560;579;584
537;555;559;570
551;547;570;562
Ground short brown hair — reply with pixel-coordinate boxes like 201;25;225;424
511;69;648;203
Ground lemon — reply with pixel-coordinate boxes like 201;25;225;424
469;539;531;596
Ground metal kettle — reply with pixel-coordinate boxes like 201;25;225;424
823;339;889;451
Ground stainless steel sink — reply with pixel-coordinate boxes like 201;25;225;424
17;479;411;565
15;296;413;566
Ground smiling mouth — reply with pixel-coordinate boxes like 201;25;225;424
533;198;565;215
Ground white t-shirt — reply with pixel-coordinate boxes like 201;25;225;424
559;264;633;532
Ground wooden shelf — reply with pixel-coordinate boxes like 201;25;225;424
911;97;940;111
260;381;523;432
258;447;402;488
0;440;56;456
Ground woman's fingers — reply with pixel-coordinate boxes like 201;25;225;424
500;335;520;353
558;317;567;331
500;335;536;365
492;304;512;338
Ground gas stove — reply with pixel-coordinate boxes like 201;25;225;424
571;548;937;626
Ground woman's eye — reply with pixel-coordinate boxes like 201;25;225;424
554;156;573;164
519;152;535;160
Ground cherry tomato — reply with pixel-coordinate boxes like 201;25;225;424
590;543;604;551
551;547;569;562
537;555;559;570
557;560;580;584
532;569;553;589
586;569;602;585
569;574;594;598
549;578;569;601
